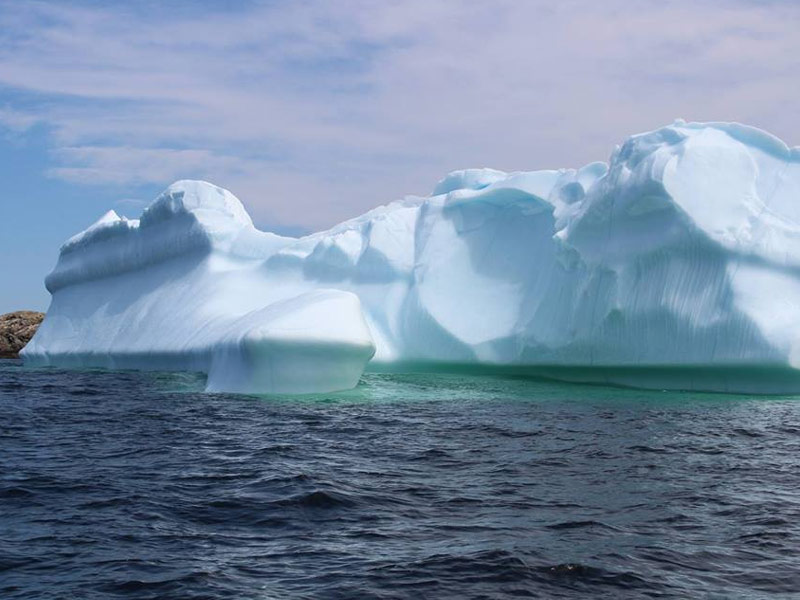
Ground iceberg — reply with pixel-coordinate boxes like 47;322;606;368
22;121;800;394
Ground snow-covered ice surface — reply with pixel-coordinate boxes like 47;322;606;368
23;121;800;394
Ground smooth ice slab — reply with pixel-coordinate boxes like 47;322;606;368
23;121;800;394
206;290;376;395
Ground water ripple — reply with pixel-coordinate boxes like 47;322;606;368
1;360;800;598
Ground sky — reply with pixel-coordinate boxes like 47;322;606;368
1;0;799;313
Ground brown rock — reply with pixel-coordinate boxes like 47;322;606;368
0;311;45;358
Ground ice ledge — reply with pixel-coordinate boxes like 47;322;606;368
24;289;376;395
46;181;289;293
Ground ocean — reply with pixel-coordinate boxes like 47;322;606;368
1;358;799;599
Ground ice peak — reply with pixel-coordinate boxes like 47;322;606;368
61;209;128;253
141;180;253;229
96;209;121;224
432;168;507;196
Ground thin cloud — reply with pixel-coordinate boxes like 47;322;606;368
0;106;40;132
0;0;798;229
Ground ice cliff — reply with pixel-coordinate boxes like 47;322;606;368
23;121;800;394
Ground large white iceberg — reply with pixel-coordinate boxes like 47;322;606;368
23;121;800;394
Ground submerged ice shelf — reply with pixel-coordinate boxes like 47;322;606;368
23;121;800;394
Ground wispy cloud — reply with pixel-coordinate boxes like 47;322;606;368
0;105;40;133
0;0;798;229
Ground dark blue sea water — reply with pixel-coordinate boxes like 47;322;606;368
1;359;799;599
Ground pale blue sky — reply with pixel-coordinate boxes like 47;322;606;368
1;0;799;312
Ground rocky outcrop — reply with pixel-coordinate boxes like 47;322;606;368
0;311;45;358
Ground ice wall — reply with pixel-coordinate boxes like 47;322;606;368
23;121;800;393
